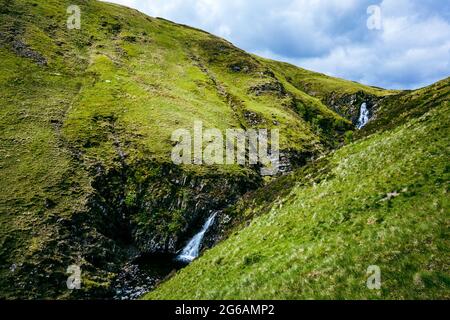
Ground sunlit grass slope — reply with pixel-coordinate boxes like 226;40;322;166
1;0;447;299
0;0;374;298
146;99;450;300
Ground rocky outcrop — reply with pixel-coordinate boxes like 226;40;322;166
0;30;47;66
325;91;381;125
89;161;262;255
228;60;258;73
249;81;289;98
324;91;382;125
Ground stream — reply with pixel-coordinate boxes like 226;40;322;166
113;211;218;299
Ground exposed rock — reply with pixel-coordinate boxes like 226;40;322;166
112;258;177;300
228;60;257;73
0;31;47;66
249;81;288;98
89;161;262;256
243;110;265;126
325;91;381;125
11;39;47;66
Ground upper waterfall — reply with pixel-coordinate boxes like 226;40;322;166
357;102;370;129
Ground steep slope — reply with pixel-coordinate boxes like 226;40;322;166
1;0;446;300
0;0;386;299
264;58;399;125
358;77;450;137
146;84;450;299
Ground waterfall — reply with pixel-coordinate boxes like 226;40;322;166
176;212;217;263
357;102;370;129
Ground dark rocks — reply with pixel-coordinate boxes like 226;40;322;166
325;91;381;125
87;160;262;259
228;60;258;73
244;110;264;126
131;167;262;255
0;31;47;66
277;152;294;174
12;39;47;66
113;263;162;300
230;64;243;72
249;81;288;98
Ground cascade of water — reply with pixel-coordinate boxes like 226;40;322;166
176;212;217;263
357;102;370;129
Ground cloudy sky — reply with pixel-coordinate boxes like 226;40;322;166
103;0;450;89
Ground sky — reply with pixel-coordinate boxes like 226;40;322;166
102;0;450;89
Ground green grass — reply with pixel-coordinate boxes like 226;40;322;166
0;0;353;298
146;101;450;300
265;58;398;99
359;77;450;138
1;0;448;299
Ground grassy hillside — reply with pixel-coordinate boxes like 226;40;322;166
0;0;447;299
0;0;378;298
264;58;400;124
359;77;450;137
146;93;449;300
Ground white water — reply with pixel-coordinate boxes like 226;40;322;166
176;212;217;263
357;102;370;129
